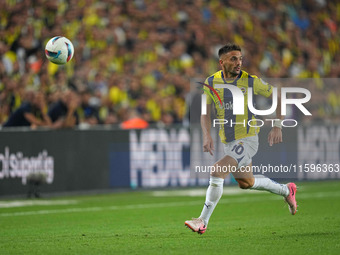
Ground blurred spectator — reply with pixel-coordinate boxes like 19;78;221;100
47;89;80;129
0;0;340;128
3;90;51;128
78;88;100;125
121;110;149;129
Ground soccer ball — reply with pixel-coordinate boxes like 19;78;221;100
45;36;74;65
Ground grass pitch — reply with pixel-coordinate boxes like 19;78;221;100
1;180;340;255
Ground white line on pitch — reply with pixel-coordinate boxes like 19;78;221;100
151;187;263;197
1;191;339;217
0;200;78;208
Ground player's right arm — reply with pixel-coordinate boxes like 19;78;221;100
201;103;214;155
253;76;283;146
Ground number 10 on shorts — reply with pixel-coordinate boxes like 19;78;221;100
232;143;244;155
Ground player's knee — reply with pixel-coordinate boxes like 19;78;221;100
211;169;226;179
236;179;253;189
238;181;251;189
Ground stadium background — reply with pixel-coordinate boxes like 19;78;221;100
0;0;340;194
1;1;340;255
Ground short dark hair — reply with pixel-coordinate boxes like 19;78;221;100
218;43;241;58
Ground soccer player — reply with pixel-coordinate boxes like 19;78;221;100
185;43;297;234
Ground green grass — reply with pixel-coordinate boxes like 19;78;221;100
1;181;340;254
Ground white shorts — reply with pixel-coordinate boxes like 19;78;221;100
223;135;259;169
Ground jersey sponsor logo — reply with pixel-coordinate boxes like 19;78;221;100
223;101;233;110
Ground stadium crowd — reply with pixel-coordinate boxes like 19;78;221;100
0;0;340;129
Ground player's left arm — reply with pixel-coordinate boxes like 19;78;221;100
253;77;282;146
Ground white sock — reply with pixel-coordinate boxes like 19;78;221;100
199;176;224;226
251;175;289;196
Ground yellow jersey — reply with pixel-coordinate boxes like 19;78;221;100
204;70;273;143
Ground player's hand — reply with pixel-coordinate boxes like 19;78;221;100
203;135;214;155
268;127;282;146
